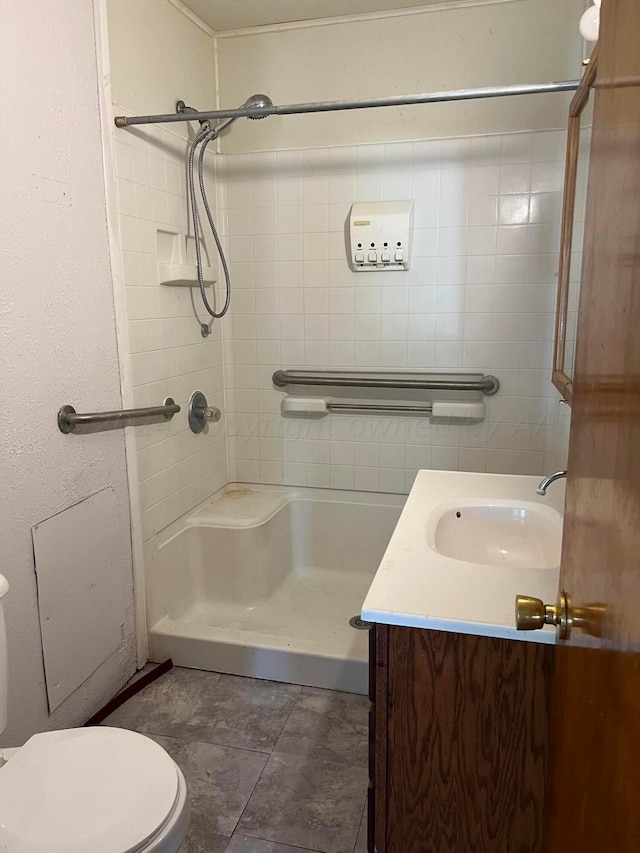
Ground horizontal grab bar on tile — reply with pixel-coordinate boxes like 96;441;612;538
327;401;487;418
327;402;433;415
280;396;486;420
273;369;499;395
57;398;180;434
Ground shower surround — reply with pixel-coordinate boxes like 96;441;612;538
110;120;570;689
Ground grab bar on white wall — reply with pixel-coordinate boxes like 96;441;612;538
57;398;180;434
273;369;499;395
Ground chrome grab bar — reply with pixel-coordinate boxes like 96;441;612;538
273;370;499;395
327;402;433;415
58;398;180;434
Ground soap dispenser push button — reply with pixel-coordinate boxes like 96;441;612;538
368;250;378;263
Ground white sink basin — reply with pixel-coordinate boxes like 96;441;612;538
362;470;565;644
432;501;562;570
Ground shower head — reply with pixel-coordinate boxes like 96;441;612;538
213;93;274;134
243;93;273;119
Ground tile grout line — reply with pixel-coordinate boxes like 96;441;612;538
228;686;368;853
352;797;368;853
269;682;305;756
225;753;270;841
132;725;281;757
228;834;320;853
221;682;304;841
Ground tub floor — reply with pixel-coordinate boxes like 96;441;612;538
175;566;370;643
150;565;372;694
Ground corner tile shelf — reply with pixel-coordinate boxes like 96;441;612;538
158;263;215;287
157;228;215;287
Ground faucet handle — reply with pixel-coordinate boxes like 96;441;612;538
202;406;221;423
188;390;222;433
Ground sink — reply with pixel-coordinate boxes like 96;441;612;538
362;471;565;643
432;501;562;570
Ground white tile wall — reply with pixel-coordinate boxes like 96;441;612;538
219;130;569;493
111;119;572;533
113;108;228;539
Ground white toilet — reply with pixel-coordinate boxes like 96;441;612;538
0;574;190;852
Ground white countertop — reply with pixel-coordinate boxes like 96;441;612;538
362;470;565;644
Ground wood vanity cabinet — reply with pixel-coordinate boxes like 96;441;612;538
368;624;554;853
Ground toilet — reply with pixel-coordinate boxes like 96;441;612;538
0;575;190;852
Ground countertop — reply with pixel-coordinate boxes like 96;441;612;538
361;469;565;644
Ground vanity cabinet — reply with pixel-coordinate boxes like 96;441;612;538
368;624;553;853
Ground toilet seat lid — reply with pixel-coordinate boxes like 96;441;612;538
0;727;181;853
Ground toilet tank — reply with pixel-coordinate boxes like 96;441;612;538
0;575;8;737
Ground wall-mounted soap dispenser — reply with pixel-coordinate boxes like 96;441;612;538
348;201;413;271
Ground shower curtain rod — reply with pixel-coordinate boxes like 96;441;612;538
114;79;580;128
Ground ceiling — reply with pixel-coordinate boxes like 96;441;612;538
182;1;455;32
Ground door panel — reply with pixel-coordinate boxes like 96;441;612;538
545;0;640;847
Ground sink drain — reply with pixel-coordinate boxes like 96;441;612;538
349;615;373;630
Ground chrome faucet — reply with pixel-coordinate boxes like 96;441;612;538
536;470;567;495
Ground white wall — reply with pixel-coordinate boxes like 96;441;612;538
0;0;136;745
106;0;229;542
107;0;216;116
216;0;585;152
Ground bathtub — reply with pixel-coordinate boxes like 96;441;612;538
145;484;405;694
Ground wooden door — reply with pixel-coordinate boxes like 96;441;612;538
544;0;640;848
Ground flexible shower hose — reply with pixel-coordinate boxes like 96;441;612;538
187;126;231;320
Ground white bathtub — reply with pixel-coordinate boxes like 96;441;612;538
145;484;405;694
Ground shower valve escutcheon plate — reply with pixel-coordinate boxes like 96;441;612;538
188;390;221;433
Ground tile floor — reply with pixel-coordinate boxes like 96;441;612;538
102;667;369;853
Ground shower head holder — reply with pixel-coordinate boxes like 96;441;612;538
176;99;213;132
